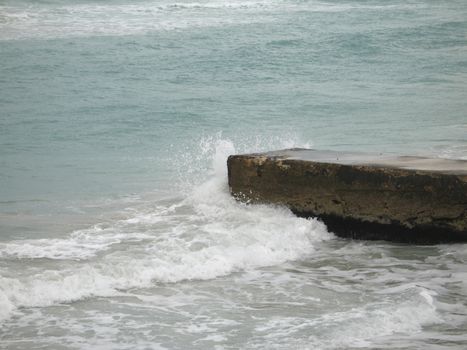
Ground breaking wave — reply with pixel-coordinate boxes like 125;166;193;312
0;135;331;322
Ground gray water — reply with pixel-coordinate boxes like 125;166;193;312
1;0;467;348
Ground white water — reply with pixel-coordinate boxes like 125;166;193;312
0;1;432;41
0;1;277;40
1;137;466;349
2;0;467;346
0;137;331;323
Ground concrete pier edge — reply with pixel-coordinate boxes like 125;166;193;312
227;149;467;244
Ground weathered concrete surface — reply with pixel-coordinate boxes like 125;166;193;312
227;149;467;243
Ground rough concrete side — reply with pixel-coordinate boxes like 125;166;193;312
227;154;467;243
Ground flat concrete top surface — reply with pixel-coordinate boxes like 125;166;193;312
244;149;467;175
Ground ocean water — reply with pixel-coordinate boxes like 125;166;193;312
1;0;467;348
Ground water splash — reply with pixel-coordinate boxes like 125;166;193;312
0;134;328;322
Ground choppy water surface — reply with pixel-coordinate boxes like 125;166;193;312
1;0;467;349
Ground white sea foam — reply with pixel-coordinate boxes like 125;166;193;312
0;228;152;260
0;136;331;322
248;287;441;349
0;135;461;344
0;0;424;41
435;143;467;160
0;0;276;40
314;290;441;349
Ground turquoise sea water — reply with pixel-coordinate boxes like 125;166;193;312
1;0;467;349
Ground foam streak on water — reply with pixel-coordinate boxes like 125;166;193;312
1;137;466;349
1;0;467;348
0;138;331;321
0;0;436;41
0;0;277;40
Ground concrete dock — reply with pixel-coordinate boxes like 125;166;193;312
227;149;467;243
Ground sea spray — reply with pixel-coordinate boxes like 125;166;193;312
0;135;462;346
174;132;311;194
2;0;467;346
0;136;330;323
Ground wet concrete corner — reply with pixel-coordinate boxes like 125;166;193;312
227;149;467;244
